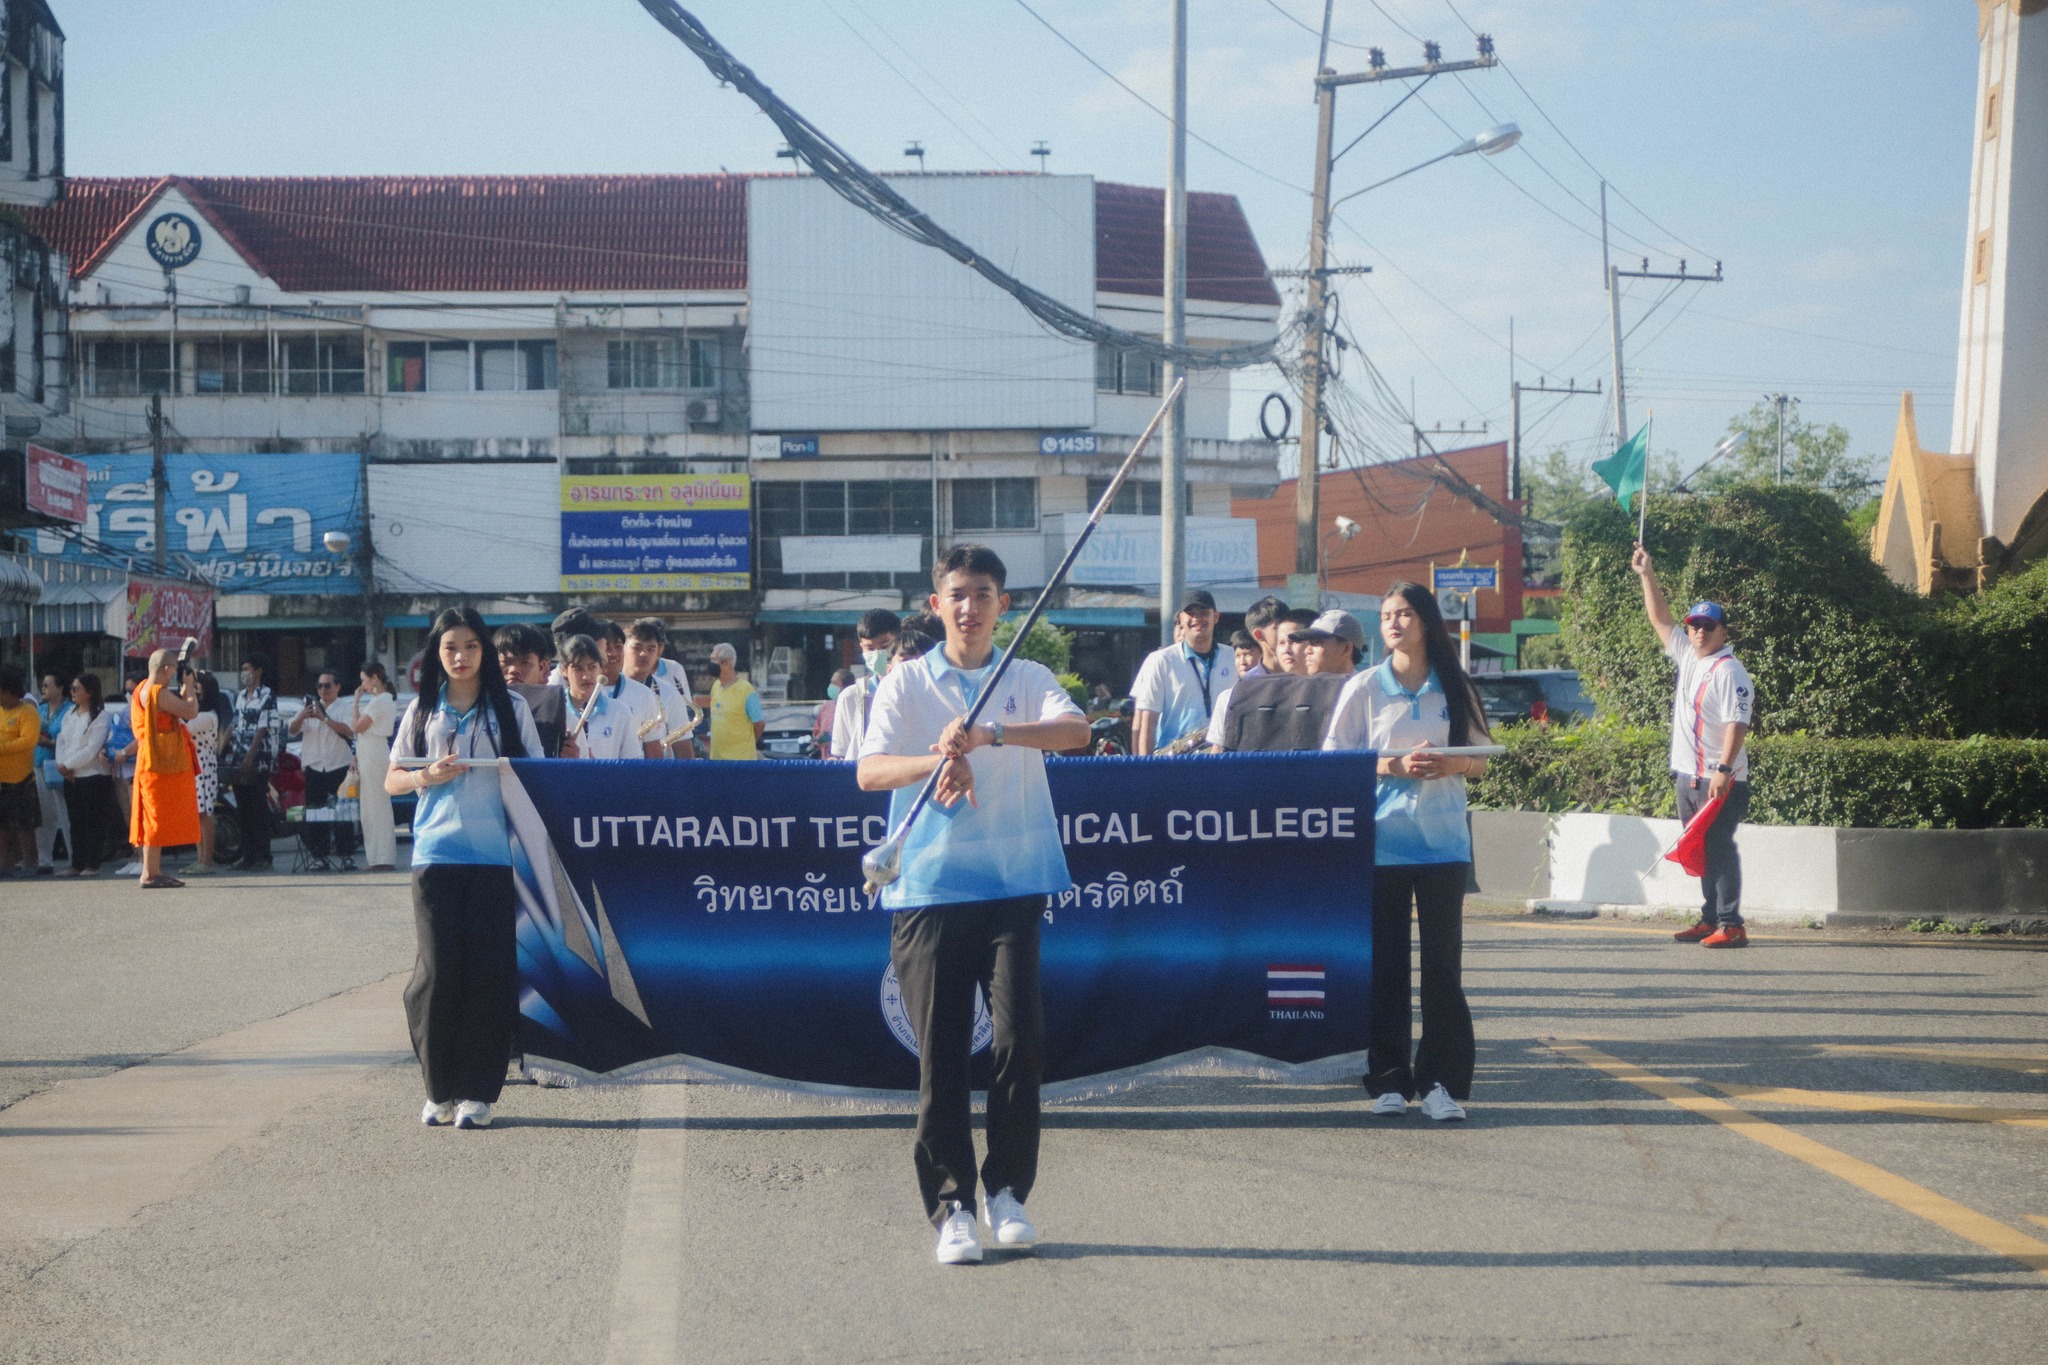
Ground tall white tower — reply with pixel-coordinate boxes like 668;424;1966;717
1875;1;2048;591
1951;0;2048;556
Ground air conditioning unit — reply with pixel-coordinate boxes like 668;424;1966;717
686;398;720;425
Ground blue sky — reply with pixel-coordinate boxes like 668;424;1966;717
66;0;1978;479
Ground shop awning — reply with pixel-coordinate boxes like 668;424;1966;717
0;555;45;607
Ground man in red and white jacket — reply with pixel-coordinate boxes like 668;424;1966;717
1633;544;1755;948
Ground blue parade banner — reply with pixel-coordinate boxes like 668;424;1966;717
502;752;1376;1100
29;452;363;595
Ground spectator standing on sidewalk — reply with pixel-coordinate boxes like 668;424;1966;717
1131;588;1237;755
706;643;763;760
182;671;224;876
34;672;70;875
291;672;359;871
1631;544;1755;949
130;648;202;890
55;674;117;876
0;667;42;875
227;655;283;871
352;664;399;871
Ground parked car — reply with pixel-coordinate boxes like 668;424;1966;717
758;702;822;759
1471;669;1595;727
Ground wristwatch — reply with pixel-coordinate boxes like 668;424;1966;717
1713;763;1733;774
989;722;1006;747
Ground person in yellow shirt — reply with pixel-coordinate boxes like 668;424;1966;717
706;643;763;761
0;666;43;875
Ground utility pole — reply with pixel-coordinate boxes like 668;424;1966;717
1771;392;1790;482
1158;0;1188;644
1602;180;1722;453
1509;378;1600;503
1295;33;1500;602
147;393;167;575
357;452;380;667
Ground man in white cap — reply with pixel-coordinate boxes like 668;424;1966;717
1131;588;1237;755
1293;609;1367;676
1632;544;1754;949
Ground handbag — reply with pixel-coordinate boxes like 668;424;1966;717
141;684;192;776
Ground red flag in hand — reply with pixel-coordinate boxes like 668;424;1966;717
1663;795;1727;878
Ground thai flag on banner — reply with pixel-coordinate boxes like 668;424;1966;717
1267;964;1326;1006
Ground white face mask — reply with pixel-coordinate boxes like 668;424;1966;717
863;649;891;678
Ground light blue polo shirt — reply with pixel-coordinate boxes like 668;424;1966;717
1323;661;1474;867
391;691;543;867
857;648;1082;911
1131;640;1237;749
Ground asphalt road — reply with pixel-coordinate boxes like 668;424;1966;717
2;870;2043;1363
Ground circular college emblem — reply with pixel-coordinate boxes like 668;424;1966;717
880;963;992;1058
145;213;202;270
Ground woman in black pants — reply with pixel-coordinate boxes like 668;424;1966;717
55;674;118;876
1322;582;1491;1121
387;607;540;1131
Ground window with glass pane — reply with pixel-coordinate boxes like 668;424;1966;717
607;338;682;389
802;481;846;535
386;341;426;393
1087;477;1166;516
952;478;1037;531
757;482;802;538
1096;342;1121;393
522;340;557;391
473;342;519;391
687;338;717;389
891;481;933;534
192;337;269;395
324;335;366;393
846;481;891;535
1123;353;1161;396
89;340;172;397
427;342;470;391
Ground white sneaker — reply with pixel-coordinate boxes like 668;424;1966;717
453;1100;492;1129
1370;1090;1410;1116
934;1203;982;1264
420;1100;455;1127
984;1188;1038;1249
1419;1084;1467;1122
117;860;142;876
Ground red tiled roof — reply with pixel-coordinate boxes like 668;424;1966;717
32;174;1276;306
1094;181;1281;307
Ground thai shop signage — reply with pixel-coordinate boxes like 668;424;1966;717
29;453;363;596
125;575;215;657
560;474;751;593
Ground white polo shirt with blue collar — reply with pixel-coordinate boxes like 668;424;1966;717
565;688;638;761
1323;660;1476;867
391;691;544;867
857;647;1083;911
1132;640;1237;749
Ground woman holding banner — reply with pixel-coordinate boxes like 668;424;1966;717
387;607;541;1131
1322;582;1490;1123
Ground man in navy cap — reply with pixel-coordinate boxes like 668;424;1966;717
1632;545;1755;947
1131;588;1237;755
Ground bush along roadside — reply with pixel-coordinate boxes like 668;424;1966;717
1467;722;2048;829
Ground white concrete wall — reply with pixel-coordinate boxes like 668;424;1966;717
748;175;1096;433
367;462;560;595
1541;813;1839;924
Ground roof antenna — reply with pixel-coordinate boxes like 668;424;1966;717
904;140;926;172
1031;140;1051;173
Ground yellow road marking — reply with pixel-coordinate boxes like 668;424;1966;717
1711;1082;2048;1130
1817;1045;2048;1076
2029;1216;2048;1231
1547;1038;2048;1280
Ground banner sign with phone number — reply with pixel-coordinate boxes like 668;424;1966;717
560;474;750;593
502;752;1375;1100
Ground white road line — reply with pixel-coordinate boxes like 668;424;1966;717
603;1082;693;1365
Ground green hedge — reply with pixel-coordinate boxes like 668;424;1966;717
1468;723;2048;829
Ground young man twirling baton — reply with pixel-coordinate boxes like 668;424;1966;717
856;545;1090;1265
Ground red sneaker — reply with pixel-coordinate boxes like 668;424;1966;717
1673;922;1716;942
1701;925;1749;948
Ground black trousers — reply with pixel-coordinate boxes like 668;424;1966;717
61;775;120;871
301;766;356;858
1675;777;1750;928
232;777;272;865
1368;862;1475;1102
889;895;1044;1228
405;864;518;1105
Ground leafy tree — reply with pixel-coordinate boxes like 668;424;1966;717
1688;399;1879;509
993;616;1071;674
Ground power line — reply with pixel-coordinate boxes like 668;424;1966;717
633;0;1280;369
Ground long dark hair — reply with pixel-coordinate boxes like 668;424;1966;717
1384;582;1487;747
411;607;527;758
74;672;104;721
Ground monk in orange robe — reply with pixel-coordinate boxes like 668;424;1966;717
131;647;201;889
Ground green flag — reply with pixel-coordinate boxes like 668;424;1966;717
1592;422;1650;512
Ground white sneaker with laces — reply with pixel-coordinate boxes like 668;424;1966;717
1419;1084;1466;1122
420;1100;455;1127
1369;1090;1409;1116
934;1204;982;1264
453;1100;492;1129
984;1188;1038;1249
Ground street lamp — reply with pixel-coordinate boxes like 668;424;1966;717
1673;432;1750;494
1330;123;1522;211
